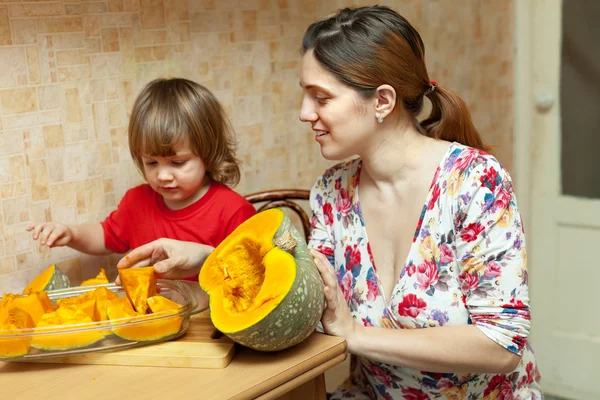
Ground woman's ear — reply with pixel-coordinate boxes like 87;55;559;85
374;84;396;120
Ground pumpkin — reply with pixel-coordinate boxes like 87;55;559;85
0;307;35;357
81;268;109;286
23;264;70;294
5;291;54;325
31;307;105;350
56;292;97;320
91;286;118;322
107;296;182;341
118;267;156;314
200;208;325;351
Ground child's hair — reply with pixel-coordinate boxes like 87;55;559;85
128;78;241;186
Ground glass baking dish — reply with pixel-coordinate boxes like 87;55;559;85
0;279;209;361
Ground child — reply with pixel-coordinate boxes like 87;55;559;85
27;78;256;281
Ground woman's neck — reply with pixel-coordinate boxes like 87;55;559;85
360;123;428;186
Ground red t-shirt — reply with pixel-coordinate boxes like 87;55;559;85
101;182;256;280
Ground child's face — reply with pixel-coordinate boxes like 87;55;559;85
141;141;208;210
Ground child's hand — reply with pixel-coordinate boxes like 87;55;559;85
116;238;215;282
26;222;72;247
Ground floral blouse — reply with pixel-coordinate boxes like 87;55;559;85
308;143;543;399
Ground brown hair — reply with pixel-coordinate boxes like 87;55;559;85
301;6;489;151
128;78;241;186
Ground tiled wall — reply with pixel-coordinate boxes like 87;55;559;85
0;0;514;295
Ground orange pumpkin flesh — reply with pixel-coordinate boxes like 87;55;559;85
0;307;35;357
31;307;105;351
118;267;156;314
81;268;109;286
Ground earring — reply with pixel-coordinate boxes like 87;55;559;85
377;115;384;124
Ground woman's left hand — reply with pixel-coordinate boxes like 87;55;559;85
310;249;357;340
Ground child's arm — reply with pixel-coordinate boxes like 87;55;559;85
27;222;112;256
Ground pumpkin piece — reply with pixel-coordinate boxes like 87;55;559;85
0;294;17;323
81;268;109;286
9;292;54;325
23;264;71;294
56;292;96;320
200;208;325;351
91;286;118;322
118;267;156;314
108;297;182;341
147;295;181;312
31;307;105;350
0;307;35;357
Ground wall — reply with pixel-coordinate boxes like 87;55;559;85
0;0;514;295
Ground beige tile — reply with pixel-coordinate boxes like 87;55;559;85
83;15;100;37
0;5;10;46
26;46;41;85
64;145;86;181
9;3;63;17
49;182;76;208
107;101;123;126
64;87;83;124
30;159;49;201
9;155;26;181
58;65;90;82
108;0;124;13
11;18;36;45
0;88;37;114
101;27;120;53
42;124;64;148
3;196;29;225
85;37;102;53
37;85;60;110
56;49;87;66
0;256;15;275
29;201;51;226
53;33;86;49
0;48;27;89
83;2;107;14
141;29;167;45
37;17;84;34
2;181;31;199
134;45;172;62
124;0;140;12
140;0;165;29
64;4;83;16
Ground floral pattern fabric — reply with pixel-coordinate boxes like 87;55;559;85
308;142;543;399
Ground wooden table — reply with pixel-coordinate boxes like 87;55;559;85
0;332;347;400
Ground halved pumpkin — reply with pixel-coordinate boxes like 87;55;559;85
118;267;156;314
81;268;109;286
200;208;325;351
31;307;105;350
0;307;35;357
23;264;70;294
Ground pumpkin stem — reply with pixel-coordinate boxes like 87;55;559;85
274;230;297;254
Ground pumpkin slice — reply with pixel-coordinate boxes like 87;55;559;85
31;307;105;351
0;307;35;357
91;286;118;322
200;208;325;351
81;268;109;286
107;297;181;341
23;264;71;294
56;292;96;320
7;291;54;325
118;267;156;314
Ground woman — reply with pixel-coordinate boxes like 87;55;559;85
118;6;542;399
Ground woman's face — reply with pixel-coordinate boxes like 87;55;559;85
299;50;377;160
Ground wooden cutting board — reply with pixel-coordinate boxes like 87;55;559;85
27;311;236;369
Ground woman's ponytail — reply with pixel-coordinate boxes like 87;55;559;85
420;84;489;152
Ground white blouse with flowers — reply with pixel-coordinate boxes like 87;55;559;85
308;142;543;399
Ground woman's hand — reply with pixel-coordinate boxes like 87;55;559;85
310;249;357;341
116;238;214;282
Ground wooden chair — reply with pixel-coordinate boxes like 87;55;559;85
244;189;311;243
